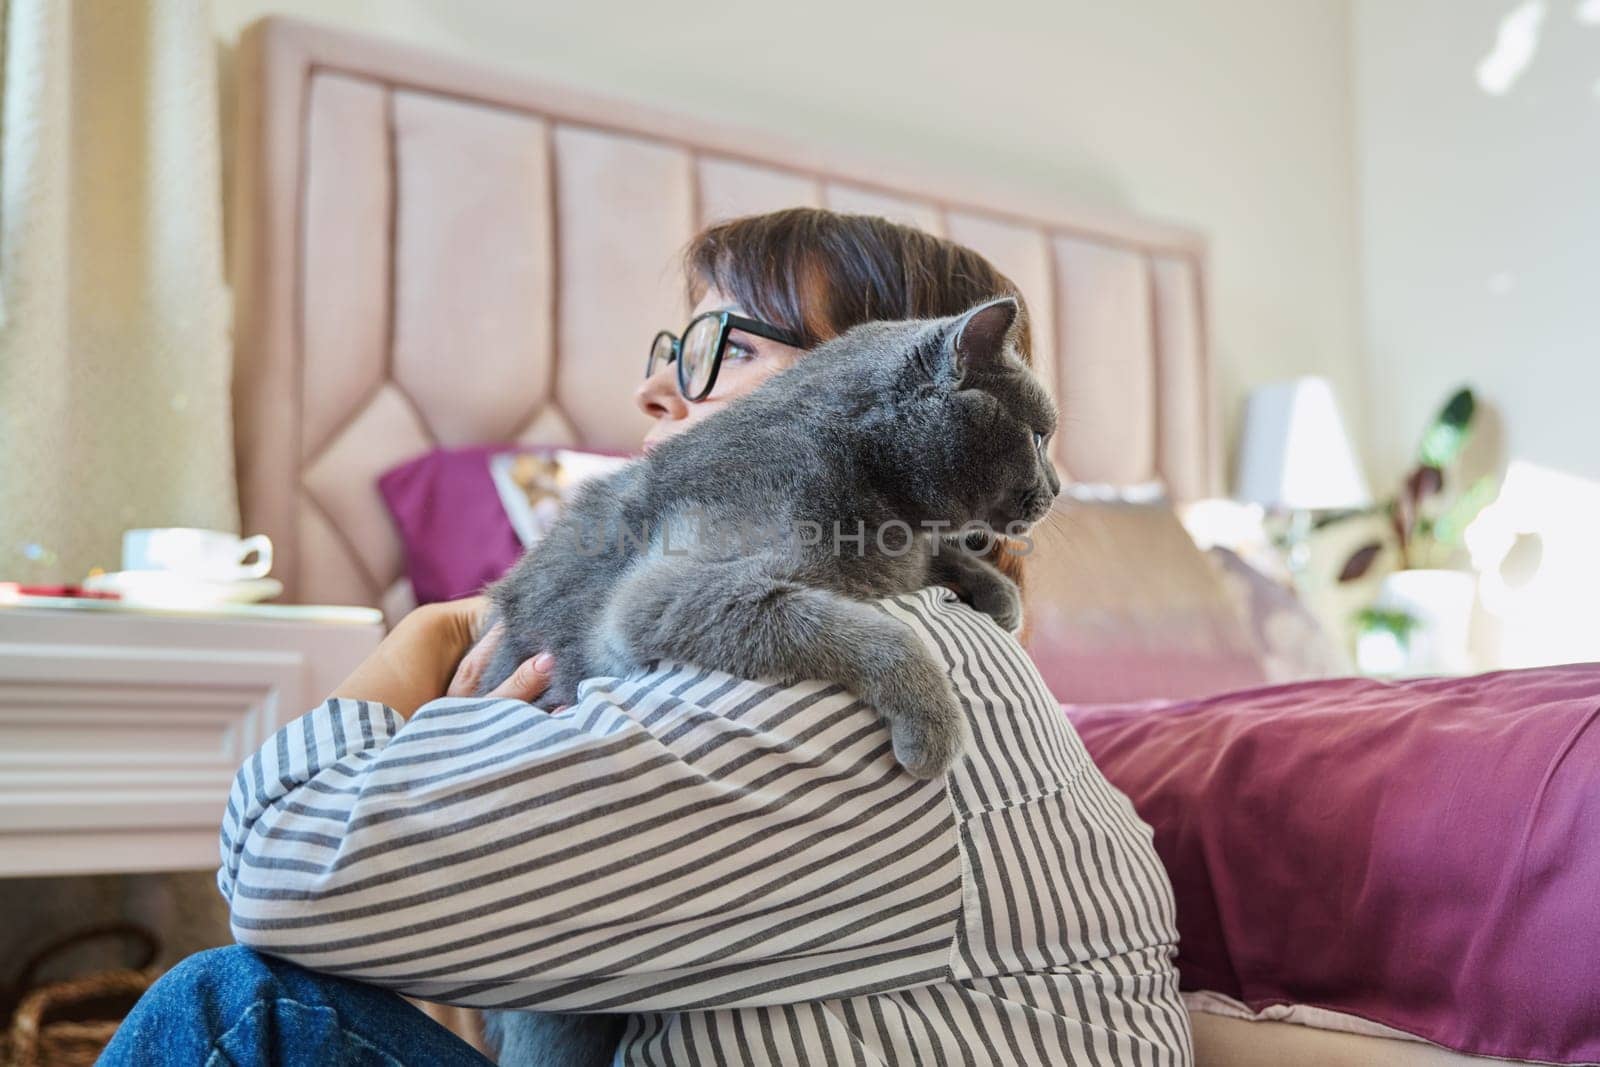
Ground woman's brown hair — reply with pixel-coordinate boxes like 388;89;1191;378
683;207;1037;604
685;208;1032;361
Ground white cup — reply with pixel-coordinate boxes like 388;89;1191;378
122;528;274;582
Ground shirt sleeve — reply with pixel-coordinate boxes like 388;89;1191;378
218;663;963;1012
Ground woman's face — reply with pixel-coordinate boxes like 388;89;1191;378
634;287;808;453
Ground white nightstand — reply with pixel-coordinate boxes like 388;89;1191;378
0;596;384;878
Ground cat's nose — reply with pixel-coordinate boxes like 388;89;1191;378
1022;482;1058;523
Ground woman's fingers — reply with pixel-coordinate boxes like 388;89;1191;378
447;620;504;697
487;651;557;703
331;597;535;719
447;614;557;706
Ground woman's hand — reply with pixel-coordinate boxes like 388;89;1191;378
446;619;557;700
331;596;556;718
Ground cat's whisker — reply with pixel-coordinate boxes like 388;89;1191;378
1024;509;1076;552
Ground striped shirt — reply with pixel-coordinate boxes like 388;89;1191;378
220;586;1192;1065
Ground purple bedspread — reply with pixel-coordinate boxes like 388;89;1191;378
1067;665;1600;1064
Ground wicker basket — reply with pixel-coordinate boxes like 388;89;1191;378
1;925;160;1067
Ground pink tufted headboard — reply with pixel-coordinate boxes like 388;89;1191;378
230;17;1217;612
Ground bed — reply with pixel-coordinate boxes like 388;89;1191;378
228;17;1217;617
226;17;1559;1066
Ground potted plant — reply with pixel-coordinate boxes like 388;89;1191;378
1340;387;1498;674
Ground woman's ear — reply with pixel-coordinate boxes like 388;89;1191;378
949;297;1020;380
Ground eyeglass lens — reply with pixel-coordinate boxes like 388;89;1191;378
680;316;723;399
648;331;676;378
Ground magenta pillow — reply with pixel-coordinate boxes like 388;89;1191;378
1067;665;1600;1064
378;446;529;603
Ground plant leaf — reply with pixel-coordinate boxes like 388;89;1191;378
1408;464;1444;503
1418;387;1476;467
1439;387;1476;429
1355;607;1420;640
1339;541;1384;583
1388;496;1411;566
1433;475;1499;547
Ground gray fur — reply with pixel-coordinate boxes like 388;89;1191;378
477;297;1059;1066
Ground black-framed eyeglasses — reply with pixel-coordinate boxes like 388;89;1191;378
647;311;806;402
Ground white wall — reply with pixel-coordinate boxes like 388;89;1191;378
212;0;1363;473
1355;0;1600;488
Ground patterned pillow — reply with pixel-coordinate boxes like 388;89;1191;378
378;446;629;605
1022;502;1268;703
1206;546;1352;682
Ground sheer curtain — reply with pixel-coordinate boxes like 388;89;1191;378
0;0;235;583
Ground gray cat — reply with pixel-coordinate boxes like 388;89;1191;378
478;296;1059;1065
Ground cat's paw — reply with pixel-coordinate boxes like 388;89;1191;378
881;660;970;779
933;553;1023;634
967;578;1023;633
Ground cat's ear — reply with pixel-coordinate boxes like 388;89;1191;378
947;297;1020;380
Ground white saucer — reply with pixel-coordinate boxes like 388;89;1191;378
84;571;284;607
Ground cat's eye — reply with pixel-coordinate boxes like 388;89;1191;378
1032;431;1047;452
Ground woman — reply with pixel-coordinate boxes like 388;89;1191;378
103;209;1191;1066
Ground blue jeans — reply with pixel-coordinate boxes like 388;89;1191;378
99;945;493;1066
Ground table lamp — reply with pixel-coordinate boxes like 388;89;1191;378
1234;377;1372;573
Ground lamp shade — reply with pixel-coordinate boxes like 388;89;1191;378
1234;377;1371;511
